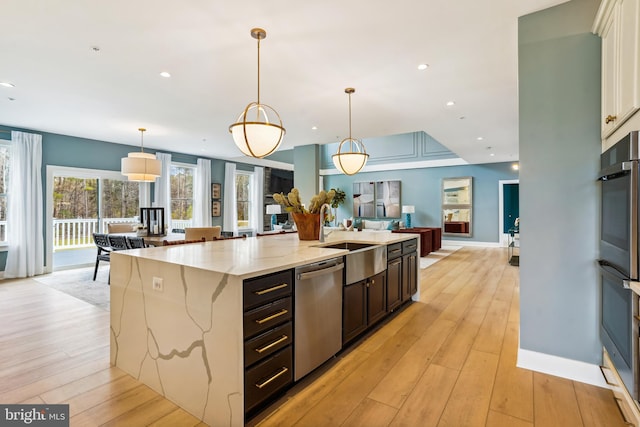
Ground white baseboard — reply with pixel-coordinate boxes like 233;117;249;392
517;348;608;388
441;239;501;248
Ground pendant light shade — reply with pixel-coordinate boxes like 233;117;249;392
332;88;369;175
121;128;161;182
229;28;285;158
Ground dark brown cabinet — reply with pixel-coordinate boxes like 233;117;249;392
387;243;403;312
343;280;367;344
401;239;418;302
402;252;418;301
343;271;387;345
243;269;294;416
367;271;387;325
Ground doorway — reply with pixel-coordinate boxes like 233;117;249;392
498;180;520;246
45;166;150;272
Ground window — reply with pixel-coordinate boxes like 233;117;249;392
0;142;9;243
170;164;194;227
236;171;253;229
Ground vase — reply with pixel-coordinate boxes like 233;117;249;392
292;213;321;240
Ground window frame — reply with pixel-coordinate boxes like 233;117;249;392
169;162;196;226
235;170;254;232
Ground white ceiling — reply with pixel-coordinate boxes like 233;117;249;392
0;0;568;166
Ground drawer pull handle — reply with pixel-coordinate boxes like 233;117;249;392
255;335;288;354
605;114;617;124
254;283;288;295
389;259;401;266
255;367;289;389
255;309;288;325
599;365;618;386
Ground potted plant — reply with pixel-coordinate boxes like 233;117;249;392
330;188;346;226
272;188;336;240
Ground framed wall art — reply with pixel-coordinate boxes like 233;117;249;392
211;200;221;217
211;183;221;199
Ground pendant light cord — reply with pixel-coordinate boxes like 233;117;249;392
139;128;146;153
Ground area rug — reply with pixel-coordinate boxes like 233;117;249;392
420;245;462;269
33;267;110;311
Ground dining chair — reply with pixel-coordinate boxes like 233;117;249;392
126;236;147;249
92;233;112;282
184;226;222;242
107;234;129;251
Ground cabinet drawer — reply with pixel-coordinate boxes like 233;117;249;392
244;270;293;310
244;322;292;367
387;243;402;259
245;346;293;414
244;297;292;338
402;238;418;254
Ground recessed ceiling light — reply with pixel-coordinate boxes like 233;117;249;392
459;116;465;120
477;136;484;141
0;82;15;88
446;101;455;107
512;163;519;170
311;126;318;130
8;97;15;101
490;153;495;157
417;64;429;71
160;71;171;78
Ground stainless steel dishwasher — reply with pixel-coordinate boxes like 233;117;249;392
294;257;344;381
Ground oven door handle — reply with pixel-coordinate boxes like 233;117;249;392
598;259;631;283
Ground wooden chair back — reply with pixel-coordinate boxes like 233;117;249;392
185;226;222;242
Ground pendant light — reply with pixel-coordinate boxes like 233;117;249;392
121;128;161;182
229;28;285;158
332;88;369;175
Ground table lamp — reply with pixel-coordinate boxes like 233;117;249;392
402;205;415;229
266;204;281;230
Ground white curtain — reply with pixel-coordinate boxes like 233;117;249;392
193;158;212;227
154;152;172;230
5;131;44;278
223;162;238;236
252;166;264;234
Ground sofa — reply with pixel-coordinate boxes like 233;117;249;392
351;218;404;232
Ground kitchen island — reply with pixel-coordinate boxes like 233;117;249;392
110;231;420;426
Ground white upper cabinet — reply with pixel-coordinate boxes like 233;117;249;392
593;0;640;139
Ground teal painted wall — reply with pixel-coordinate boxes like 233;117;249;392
293;144;320;206
320;131;457;169
518;0;601;363
323;162;518;243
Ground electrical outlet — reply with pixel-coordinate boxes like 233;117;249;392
152;277;163;292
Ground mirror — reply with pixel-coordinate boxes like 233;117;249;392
442;177;472;236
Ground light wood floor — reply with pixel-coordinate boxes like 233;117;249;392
0;247;626;426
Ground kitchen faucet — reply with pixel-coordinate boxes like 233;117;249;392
319;203;331;242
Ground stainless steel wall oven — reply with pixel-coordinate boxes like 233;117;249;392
598;130;640;401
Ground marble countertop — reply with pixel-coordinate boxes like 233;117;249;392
112;230;420;279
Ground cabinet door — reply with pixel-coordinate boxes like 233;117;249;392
602;5;618;137
387;258;402;311
407;253;418;296
367;272;387;326
617;0;640;125
402;253;418;301
343;281;367;344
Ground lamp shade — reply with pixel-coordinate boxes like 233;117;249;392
332;146;369;176
266;204;282;215
121;153;161;182
402;205;415;214
230;103;285;158
121;128;161;182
